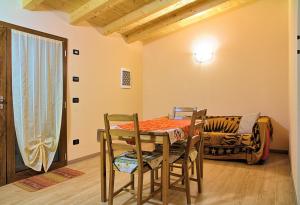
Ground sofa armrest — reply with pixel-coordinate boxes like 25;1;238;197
247;116;272;164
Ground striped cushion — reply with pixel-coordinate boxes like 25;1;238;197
155;141;198;163
113;151;162;174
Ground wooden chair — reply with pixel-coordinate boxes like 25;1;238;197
154;109;206;204
172;107;197;174
169;107;197;175
169;109;207;204
154;107;199;179
173;107;197;119
104;113;161;205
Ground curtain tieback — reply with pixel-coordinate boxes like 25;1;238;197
25;136;57;170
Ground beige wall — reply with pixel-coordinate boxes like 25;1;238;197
143;0;289;150
289;0;299;203
0;0;143;161
0;0;293;167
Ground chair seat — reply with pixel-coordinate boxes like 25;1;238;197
113;151;162;174
155;140;198;164
173;149;198;165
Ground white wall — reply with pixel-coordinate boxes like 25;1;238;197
0;0;143;161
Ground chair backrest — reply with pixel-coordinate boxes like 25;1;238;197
184;109;207;160
173;107;197;119
104;113;143;170
189;109;207;136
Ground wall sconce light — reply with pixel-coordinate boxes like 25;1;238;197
193;38;217;64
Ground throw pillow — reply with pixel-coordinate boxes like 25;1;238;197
237;112;260;134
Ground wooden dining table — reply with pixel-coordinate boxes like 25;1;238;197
97;116;194;205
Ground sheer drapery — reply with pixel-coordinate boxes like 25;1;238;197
11;30;63;172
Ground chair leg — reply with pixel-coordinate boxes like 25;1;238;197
184;162;191;205
191;161;195;175
200;139;204;178
169;167;171;188
160;168;163;201
155;169;159;180
108;169;115;205
150;170;154;194
137;170;143;205
196;153;202;193
130;174;135;190
181;165;184;185
200;155;203;179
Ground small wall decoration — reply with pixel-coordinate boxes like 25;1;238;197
120;68;131;89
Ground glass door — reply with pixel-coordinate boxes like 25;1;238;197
0;21;68;184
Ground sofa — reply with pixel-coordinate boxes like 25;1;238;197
203;116;273;164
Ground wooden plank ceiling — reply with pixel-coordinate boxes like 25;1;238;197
23;0;256;43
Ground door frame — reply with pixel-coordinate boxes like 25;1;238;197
0;21;68;183
0;27;7;186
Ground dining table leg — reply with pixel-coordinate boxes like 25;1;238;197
99;130;107;202
162;136;170;205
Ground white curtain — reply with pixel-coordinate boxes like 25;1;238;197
11;30;63;172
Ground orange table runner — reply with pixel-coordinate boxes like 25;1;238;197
118;117;192;144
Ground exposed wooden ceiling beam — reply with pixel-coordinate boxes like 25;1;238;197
125;0;255;43
23;0;45;10
70;0;123;25
102;0;199;36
